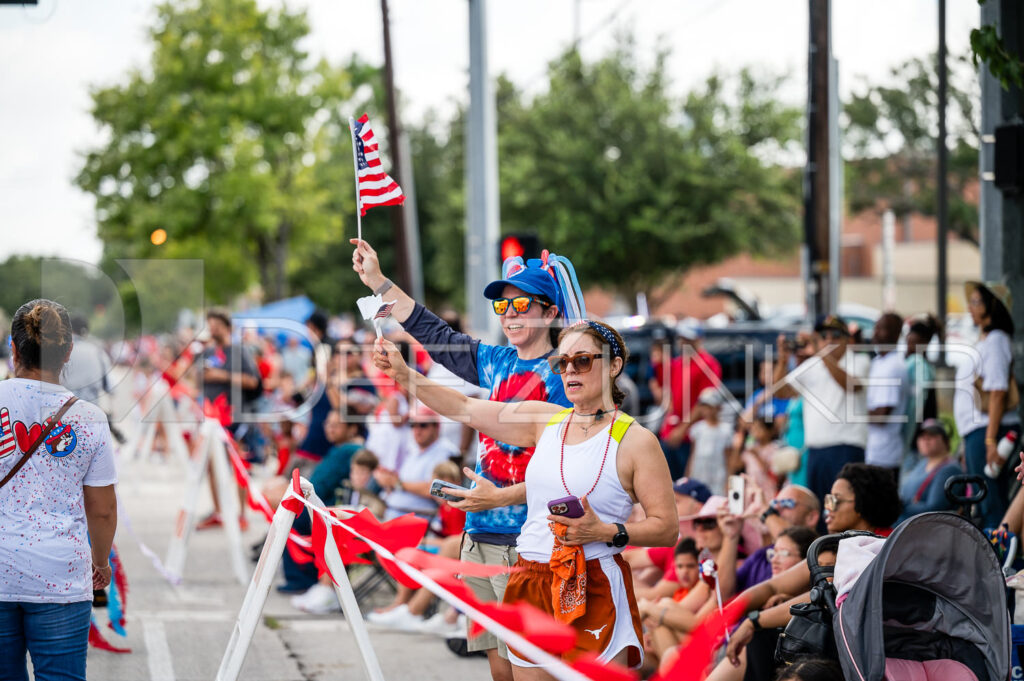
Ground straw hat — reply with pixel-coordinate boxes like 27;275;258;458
964;280;1013;317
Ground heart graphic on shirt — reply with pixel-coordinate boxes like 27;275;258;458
14;421;43;453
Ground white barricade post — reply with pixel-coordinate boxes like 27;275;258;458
216;484;299;681
164;420;214;583
125;379;191;464
305;487;385;681
208;423;249;586
165;419;249;586
216;477;386;681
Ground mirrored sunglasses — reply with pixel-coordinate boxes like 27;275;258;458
492;295;547;316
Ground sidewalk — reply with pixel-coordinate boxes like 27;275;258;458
88;427;488;680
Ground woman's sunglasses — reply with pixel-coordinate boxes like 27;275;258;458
548;352;605;375
492;295;549;316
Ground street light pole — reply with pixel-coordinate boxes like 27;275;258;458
937;0;948;365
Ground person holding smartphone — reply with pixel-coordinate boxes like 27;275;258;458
373;320;677;675
352;239;572;680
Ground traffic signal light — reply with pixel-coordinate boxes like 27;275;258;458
499;233;541;263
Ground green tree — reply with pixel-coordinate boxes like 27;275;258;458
844;54;979;243
409;40;803;307
494;42;802;301
76;0;374;305
0;255;120;332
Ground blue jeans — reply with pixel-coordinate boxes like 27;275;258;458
964;425;1019;529
0;600;92;681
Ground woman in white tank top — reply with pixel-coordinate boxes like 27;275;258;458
374;320;678;677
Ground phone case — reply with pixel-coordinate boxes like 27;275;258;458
727;477;745;516
548;495;584;518
430;479;468;503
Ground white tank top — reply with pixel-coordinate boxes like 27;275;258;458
517;408;635;562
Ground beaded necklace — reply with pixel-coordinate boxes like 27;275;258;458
559;407;619;498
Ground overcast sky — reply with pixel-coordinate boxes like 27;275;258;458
0;0;979;266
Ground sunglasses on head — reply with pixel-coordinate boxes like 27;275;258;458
492;295;550;316
693;517;718;530
548;352;605;375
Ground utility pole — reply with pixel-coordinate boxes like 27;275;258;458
466;0;501;340
380;0;412;293
804;0;831;321
937;0;949;365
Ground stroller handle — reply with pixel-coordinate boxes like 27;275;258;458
805;531;878;615
943;474;987;506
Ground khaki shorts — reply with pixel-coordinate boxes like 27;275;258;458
460;534;517;656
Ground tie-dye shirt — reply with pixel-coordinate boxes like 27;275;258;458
0;379;117;603
402;304;570;537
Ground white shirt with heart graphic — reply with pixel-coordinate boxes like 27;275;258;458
0;378;117;603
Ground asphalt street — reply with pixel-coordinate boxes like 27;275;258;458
84;381;490;681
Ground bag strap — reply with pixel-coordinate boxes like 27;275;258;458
0;396;79;490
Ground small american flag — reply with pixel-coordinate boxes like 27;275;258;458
0;407;14;458
352;113;404;216
374;302;396;320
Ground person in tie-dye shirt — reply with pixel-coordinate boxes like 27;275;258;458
352;239;570;680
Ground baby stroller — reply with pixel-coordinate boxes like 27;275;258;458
832;512;1010;681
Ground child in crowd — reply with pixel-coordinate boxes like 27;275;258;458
289;448;382;615
687;388;736;496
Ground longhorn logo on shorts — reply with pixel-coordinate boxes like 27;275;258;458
584;624;607;639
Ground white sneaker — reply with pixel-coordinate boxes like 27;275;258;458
382;606;427;633
290;583;340;614
365;603;410;626
417;612;461;637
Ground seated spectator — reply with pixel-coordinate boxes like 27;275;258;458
625;478;711;600
706;526;818;681
274;407;366;595
751;483;821;543
825;463;902;536
897;419;962;523
635;539;700;674
344;448;385;518
365;460;467;634
719;466;902;677
375;406;458;521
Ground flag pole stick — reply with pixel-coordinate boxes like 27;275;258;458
347;116;363;242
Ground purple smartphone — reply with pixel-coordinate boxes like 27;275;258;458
548;495;585;518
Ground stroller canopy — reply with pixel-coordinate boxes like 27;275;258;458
834;512;1010;681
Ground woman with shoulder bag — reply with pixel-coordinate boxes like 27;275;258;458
955;281;1020;529
0;299;118;681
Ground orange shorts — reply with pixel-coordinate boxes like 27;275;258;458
502;553;643;667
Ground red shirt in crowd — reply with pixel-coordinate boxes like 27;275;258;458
658;349;723;441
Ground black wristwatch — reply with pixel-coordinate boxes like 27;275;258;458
607;522;629;548
747;610;763;631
